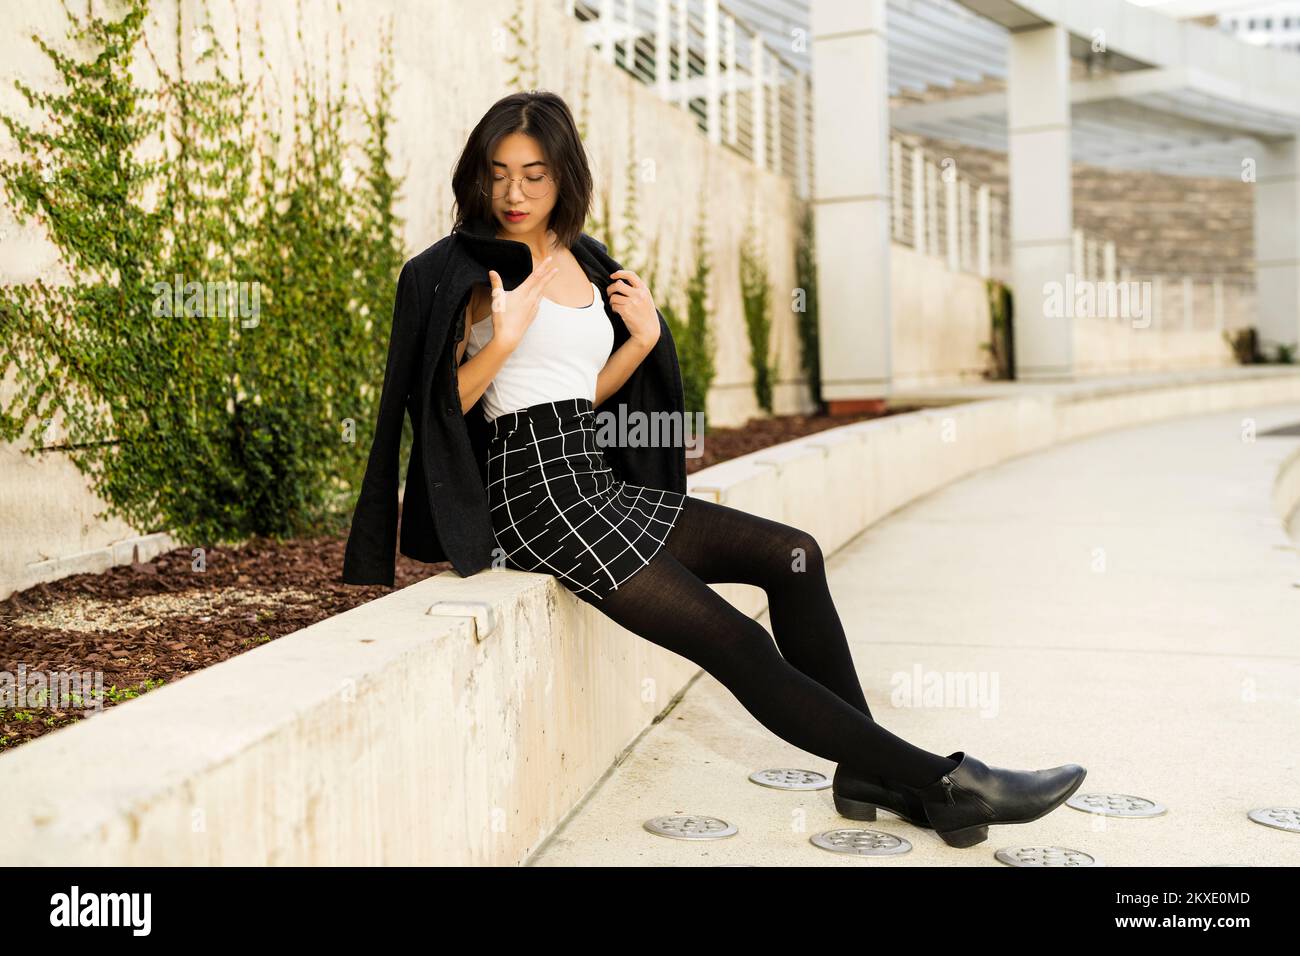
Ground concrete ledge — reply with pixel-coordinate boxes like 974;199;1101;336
3;366;1299;864
23;531;180;585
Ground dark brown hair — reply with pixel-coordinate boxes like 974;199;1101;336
451;90;593;249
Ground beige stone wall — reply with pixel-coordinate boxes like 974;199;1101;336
890;244;996;388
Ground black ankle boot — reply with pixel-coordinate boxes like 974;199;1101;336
915;751;1087;848
832;764;932;829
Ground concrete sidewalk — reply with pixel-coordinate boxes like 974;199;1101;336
529;399;1300;866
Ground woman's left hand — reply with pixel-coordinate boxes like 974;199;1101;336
607;270;661;349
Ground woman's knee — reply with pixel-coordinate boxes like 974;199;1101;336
768;523;824;577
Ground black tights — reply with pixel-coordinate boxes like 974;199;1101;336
583;495;960;789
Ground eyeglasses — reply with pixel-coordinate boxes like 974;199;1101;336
484;171;554;200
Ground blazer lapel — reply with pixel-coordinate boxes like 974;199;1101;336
453;214;536;290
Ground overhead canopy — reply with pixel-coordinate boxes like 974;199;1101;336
724;0;1300;179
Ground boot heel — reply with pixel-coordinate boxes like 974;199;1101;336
937;823;988;848
832;791;878;822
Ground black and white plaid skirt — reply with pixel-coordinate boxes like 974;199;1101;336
486;397;686;604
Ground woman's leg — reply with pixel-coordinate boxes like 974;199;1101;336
590;541;958;788
658;496;876;720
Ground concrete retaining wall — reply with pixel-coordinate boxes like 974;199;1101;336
3;367;1299;864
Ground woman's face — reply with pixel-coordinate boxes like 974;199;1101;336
489;131;557;237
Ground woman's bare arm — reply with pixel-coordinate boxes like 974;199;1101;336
595;271;662;408
456;285;515;415
594;335;656;409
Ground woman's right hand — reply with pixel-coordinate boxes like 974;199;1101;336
488;255;560;350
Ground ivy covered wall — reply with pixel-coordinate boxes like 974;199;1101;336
1;0;404;556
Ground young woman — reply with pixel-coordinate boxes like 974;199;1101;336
442;91;1085;848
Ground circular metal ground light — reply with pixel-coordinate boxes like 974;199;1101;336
748;768;831;791
994;846;1103;867
810;828;912;856
643;815;738;840
1067;793;1167;817
1247;807;1300;833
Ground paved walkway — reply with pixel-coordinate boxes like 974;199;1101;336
530;400;1300;866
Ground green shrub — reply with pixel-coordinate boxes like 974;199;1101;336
0;0;404;548
739;225;775;413
983;278;1014;380
660;210;716;427
793;201;821;407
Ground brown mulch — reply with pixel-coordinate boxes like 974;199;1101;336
0;402;927;753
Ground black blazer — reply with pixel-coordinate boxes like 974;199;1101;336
341;214;690;587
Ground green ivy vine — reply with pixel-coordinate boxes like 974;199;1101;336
739;216;775;413
660;186;716;428
0;0;405;550
793;199;821;406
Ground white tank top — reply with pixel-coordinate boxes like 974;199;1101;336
463;280;614;422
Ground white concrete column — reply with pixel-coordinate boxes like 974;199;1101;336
925;160;939;258
751;34;765;169
725;15;738;144
977;184;990;277
770;56;782;176
891;139;903;240
796;73;809;200
1008;24;1074;380
1253;137;1300;355
705;0;720;144
959;179;972;272
601;0;615;63
625;0;636;60
991;196;1003;271
656;0;671;100
911;147;926;255
945;173;959;271
810;0;891;410
676;0;688;107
